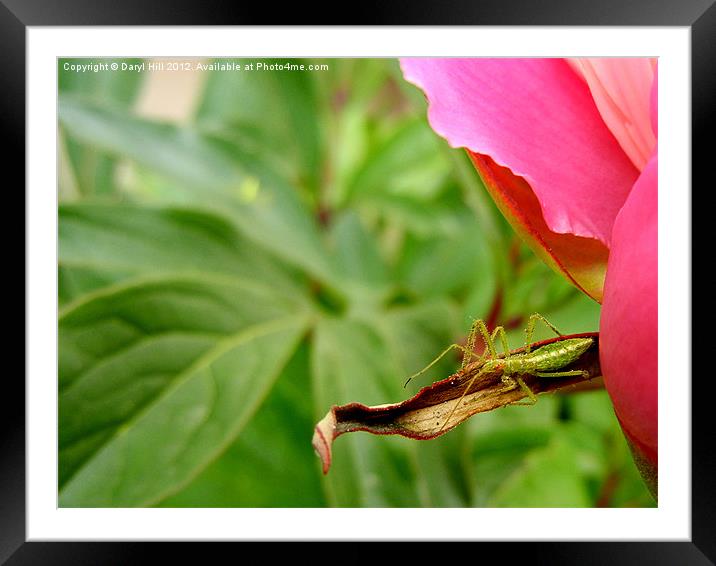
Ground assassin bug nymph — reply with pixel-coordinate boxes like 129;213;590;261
403;313;593;432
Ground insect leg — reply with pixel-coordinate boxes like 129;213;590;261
498;368;539;406
437;365;490;433
487;324;538;399
461;318;481;370
436;320;505;433
403;343;482;388
491;324;543;406
508;370;590;407
460;317;503;372
474;318;500;358
489;325;511;357
533;369;590;379
510;376;538;405
525;313;563;353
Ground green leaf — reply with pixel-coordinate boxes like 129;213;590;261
59;58;146;105
487;437;592;507
58;96;341;288
468;425;553;506
312;318;423;507
58;276;307;494
411;433;470;507
321;60;412;208
158;341;326;507
59;203;301;295
373;299;461;388
320;58;395;109
565;389;621;434
196;58;323;192
59;94;241;191
59;265;133;307
326;107;371;207
558;422;610;498
565;391;656;507
397;223;494;299
330;211;389;287
464;390;561;506
59;58;146;197
345;119;450;204
371;300;469;506
462;267;499;324
60;313;308;507
327;211;392;313
608;432;658;508
362;192;472;238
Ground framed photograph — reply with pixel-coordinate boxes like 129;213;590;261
10;0;708;562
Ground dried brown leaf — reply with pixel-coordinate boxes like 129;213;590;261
313;332;602;474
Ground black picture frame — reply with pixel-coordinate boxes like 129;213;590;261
8;0;708;563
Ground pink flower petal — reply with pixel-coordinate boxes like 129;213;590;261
469;152;609;303
570;58;657;171
650;66;658;138
400;58;639;246
599;152;658;466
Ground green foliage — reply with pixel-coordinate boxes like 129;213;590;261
58;58;145;198
57;57;654;508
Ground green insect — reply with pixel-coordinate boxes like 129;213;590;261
404;313;593;432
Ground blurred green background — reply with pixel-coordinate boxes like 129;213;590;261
57;57;654;508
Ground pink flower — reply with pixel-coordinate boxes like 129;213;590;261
600;153;657;476
400;58;658;487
